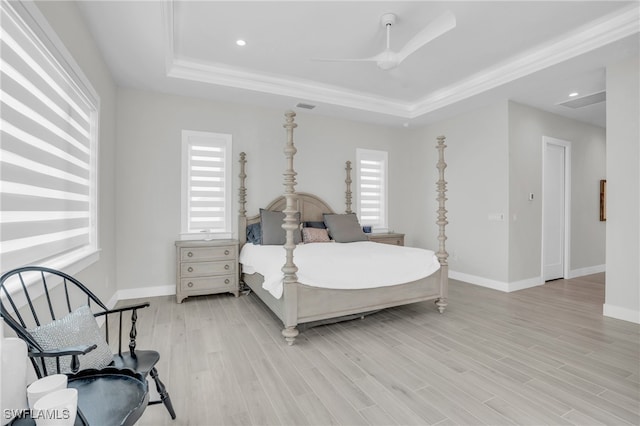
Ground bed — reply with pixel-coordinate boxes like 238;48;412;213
238;111;449;345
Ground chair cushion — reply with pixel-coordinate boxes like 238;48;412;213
29;305;113;374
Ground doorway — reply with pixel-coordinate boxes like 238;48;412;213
542;137;571;281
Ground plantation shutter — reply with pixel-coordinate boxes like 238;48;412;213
182;131;232;236
356;149;388;230
0;1;98;271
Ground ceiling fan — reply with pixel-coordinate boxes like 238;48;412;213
313;11;456;71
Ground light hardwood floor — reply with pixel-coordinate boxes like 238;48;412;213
121;273;639;426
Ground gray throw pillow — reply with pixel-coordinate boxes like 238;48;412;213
260;209;301;245
29;305;113;374
323;213;368;243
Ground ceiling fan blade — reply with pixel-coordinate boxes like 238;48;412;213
396;10;456;64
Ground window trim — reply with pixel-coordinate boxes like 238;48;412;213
1;0;101;275
180;130;233;240
355;148;389;233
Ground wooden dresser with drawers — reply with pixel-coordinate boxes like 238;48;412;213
175;240;239;303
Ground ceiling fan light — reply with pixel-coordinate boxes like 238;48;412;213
377;60;398;70
376;50;399;70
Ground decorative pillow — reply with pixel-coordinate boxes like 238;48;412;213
28;305;113;374
302;227;331;243
260;209;302;245
323;213;368;243
246;222;262;244
304;221;326;229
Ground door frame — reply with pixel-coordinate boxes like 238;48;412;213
541;136;572;281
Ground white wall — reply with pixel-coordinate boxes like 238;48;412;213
115;89;407;293
508;101;606;283
604;56;640;323
403;102;511;287
35;1;118;304
401;100;607;292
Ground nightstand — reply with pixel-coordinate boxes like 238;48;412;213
175;240;239;303
367;232;405;246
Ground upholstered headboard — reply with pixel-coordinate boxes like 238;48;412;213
246;192;335;224
239;191;336;245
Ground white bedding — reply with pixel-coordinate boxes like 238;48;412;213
239;241;441;298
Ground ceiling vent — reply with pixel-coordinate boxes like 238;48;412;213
557;91;606;109
296;102;316;110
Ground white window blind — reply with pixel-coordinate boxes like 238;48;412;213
356;148;388;231
0;0;99;271
181;131;232;238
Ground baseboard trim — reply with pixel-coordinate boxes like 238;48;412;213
94;291;121;327
567;264;606;279
508;276;544;292
449;271;543;293
106;291;119;310
449;271;509;292
117;285;175;301
603;304;640;324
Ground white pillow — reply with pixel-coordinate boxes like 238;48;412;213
29;305;113;374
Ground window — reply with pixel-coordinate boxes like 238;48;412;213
181;130;232;239
0;0;99;272
356;148;388;232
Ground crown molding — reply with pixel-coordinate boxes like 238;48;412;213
167;58;412;117
164;1;639;120
410;2;640;118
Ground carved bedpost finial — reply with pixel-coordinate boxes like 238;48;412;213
239;152;247;217
282;111;298;195
436;135;449;314
345;161;353;214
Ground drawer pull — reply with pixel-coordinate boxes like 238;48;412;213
187;251;193;257
224;264;230;270
225;279;230;284
187;267;193;273
224;249;230;255
187;282;194;288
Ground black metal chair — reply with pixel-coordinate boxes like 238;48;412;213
0;266;176;420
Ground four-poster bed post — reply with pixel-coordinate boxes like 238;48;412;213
281;111;300;345
435;135;449;313
345;160;353;214
238;152;247;246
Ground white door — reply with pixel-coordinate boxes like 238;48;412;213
543;141;568;281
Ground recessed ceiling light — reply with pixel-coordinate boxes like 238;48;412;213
236;39;246;47
569;92;579;97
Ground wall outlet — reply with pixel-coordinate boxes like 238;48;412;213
488;213;504;221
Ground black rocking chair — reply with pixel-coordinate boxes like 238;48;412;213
0;266;176;421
